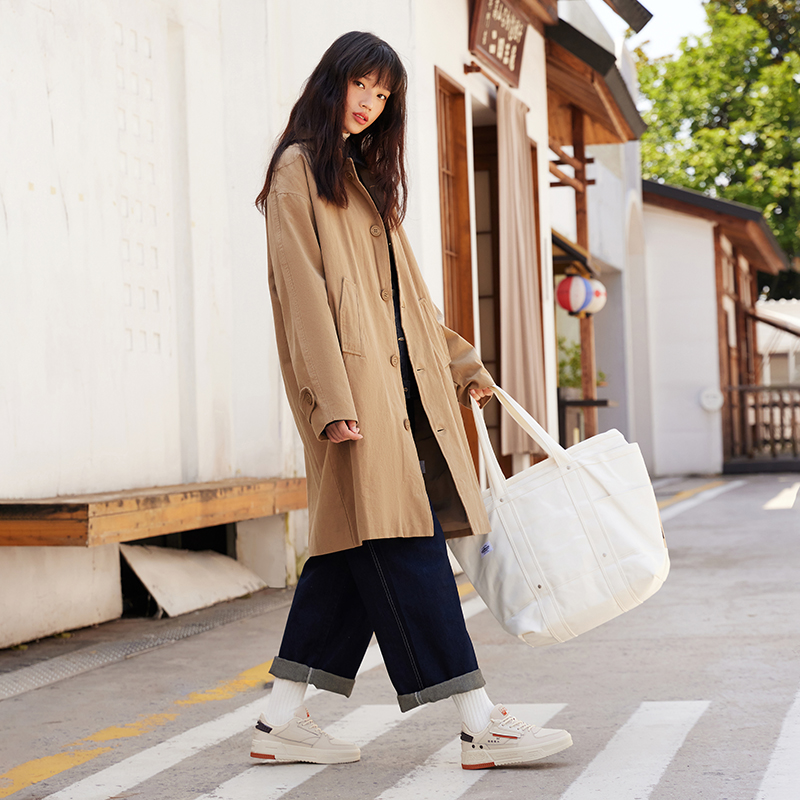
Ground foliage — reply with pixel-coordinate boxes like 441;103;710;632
715;0;800;60
636;3;800;298
557;337;607;389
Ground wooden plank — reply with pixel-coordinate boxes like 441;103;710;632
572;107;598;440
549;161;585;192
0;478;308;547
0;504;89;546
87;479;307;546
592;73;635;143
715;226;734;462
546;41;636;146
85;479;286;517
549;138;583;170
0;520;89;547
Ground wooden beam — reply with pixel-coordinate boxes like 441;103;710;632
572;108;589;248
0;477;308;547
592;73;635;143
548;139;582;171
549;161;585;192
570;106;598;439
746;310;800;338
546;41;638;146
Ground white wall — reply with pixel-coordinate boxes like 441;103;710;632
0;545;121;649
0;0;292;497
642;205;723;475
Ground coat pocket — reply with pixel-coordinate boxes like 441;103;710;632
339;277;362;356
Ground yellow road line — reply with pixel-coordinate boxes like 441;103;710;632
0;658;274;796
657;480;726;510
81;712;179;743
176;660;275;706
0;748;112;799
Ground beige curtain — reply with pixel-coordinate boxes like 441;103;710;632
497;85;547;456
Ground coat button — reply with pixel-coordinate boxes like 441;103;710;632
403;418;411;431
370;224;382;237
390;354;399;367
381;289;391;302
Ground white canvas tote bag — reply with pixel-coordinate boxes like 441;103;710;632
449;386;669;647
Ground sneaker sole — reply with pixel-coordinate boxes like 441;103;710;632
250;743;361;765
461;732;573;769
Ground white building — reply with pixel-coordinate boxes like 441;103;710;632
640;182;788;474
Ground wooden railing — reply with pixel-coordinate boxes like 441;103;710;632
726;385;800;460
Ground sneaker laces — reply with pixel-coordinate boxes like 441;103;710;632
298;714;330;739
496;714;539;735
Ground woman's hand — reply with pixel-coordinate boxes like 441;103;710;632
325;420;363;443
469;386;494;402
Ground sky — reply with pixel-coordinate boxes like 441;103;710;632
583;0;710;58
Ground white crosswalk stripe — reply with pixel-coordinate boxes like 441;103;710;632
375;704;566;800
195;704;421;800
559;701;709;800
756;686;800;800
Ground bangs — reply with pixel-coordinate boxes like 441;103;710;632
347;43;406;95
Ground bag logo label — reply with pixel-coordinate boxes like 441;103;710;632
480;543;494;558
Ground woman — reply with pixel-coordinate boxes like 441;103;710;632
252;31;572;770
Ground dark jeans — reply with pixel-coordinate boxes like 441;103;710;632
270;505;484;712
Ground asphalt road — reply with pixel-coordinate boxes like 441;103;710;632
1;473;799;800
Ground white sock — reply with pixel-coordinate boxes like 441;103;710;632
265;678;307;725
452;688;497;733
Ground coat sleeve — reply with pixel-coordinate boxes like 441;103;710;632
433;303;495;409
267;188;358;440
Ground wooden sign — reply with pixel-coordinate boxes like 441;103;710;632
469;0;528;88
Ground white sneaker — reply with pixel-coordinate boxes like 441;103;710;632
461;704;572;769
250;706;361;764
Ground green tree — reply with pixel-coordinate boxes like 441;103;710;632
717;1;800;60
636;4;800;297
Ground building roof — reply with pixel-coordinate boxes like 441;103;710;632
552;230;600;277
642;179;789;275
596;0;653;32
546;20;647;144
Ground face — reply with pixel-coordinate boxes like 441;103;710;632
343;72;391;135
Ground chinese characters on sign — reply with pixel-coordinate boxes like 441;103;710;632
469;0;527;87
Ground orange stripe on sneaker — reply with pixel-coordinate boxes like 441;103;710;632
462;762;496;770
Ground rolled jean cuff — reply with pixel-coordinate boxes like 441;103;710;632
397;669;485;713
269;657;356;698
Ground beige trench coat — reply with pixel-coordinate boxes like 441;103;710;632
267;145;494;556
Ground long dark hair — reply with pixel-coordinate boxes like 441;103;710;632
256;31;408;227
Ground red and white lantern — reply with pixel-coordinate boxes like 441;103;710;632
556;276;607;316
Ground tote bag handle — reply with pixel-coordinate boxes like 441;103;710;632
471;385;571;497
